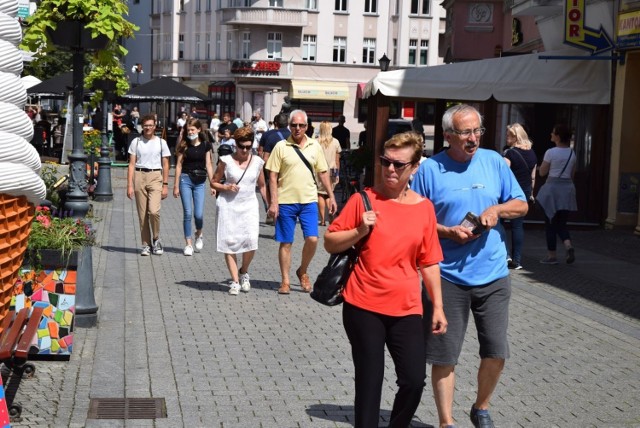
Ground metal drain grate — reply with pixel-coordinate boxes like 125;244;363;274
87;398;167;419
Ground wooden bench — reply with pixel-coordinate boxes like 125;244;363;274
0;306;44;419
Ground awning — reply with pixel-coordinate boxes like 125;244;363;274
290;80;349;101
363;49;611;105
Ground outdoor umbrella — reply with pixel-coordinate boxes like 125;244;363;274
120;77;207;102
26;71;73;99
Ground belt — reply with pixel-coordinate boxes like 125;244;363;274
135;168;162;172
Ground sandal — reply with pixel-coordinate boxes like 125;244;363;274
296;268;312;293
278;282;290;294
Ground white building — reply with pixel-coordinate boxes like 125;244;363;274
137;0;444;135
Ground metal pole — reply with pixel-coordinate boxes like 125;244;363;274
63;50;91;218
94;97;114;201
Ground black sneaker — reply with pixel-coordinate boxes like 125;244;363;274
566;247;575;264
470;406;495;428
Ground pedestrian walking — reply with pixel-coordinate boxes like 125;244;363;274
127;114;172;256
212;127;268;295
411;104;528;428
173;118;216;256
325;131;446;427
536;123;577;264
316;121;341;226
503;123;537;270
265;109;337;294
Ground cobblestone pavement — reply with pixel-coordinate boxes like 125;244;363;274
7;167;640;428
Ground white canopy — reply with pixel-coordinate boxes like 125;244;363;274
363;50;611;105
21;75;42;90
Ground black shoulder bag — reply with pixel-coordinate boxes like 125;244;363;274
310;191;372;306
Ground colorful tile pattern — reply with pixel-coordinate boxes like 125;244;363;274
10;268;75;356
0;378;10;427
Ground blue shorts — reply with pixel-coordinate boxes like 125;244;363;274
422;276;511;365
275;203;319;243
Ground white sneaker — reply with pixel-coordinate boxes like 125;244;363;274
183;245;194;256
240;272;251;292
194;235;204;252
152;238;164;255
140;245;151;256
229;282;240;295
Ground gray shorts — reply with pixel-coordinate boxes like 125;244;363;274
423;276;511;365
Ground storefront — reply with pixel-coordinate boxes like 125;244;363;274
288;80;350;123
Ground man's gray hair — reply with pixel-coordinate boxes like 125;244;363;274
442;104;483;133
289;109;308;124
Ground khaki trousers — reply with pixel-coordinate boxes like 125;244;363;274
134;171;163;246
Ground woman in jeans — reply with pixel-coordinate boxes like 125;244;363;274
325;132;447;427
503;123;537;270
536;123;577;264
173;118;215;256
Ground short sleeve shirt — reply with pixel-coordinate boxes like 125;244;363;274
128;136;171;169
543;147;576;179
265;136;328;204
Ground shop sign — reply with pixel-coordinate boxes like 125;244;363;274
230;61;281;76
192;62;211;75
617;10;640;49
564;0;614;54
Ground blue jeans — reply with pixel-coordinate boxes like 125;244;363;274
508;216;525;264
179;174;205;239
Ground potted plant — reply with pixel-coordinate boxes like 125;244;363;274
21;0;139;101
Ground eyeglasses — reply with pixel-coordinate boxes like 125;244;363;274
449;127;485;138
290;123;307;128
142;124;155;128
379;156;413;170
237;144;252;150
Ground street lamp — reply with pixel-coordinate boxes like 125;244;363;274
93;80;117;202
378;53;391;72
131;63;143;86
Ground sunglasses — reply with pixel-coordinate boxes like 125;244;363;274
237;144;252;150
379;156;413;170
290;123;307;128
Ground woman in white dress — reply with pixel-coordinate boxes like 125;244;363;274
212;127;269;295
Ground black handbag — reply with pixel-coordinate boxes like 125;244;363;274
310;190;372;306
188;169;208;184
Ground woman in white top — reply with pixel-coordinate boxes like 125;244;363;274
536;123;577;265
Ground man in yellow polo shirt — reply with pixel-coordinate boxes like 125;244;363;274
266;109;337;294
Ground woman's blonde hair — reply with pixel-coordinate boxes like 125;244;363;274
318;121;333;148
384;131;423;164
506;123;533;150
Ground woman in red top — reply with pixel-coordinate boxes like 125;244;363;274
325;132;447;427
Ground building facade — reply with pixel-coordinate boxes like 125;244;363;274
138;0;444;140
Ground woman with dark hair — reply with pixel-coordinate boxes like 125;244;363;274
212;127;269;295
324;132;446;427
536;123;577;264
173;118;215;256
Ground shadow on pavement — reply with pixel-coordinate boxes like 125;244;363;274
305;403;434;427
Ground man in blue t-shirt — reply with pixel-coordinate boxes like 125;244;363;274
411;104;527;428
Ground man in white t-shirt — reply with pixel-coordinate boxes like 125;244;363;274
252;110;267;152
127;114;171;256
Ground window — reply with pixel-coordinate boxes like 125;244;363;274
267;32;282;59
179;34;184;59
362;38;376;64
217;0;222;9
411;0;430;14
206;0;212;11
306;0;317;9
335;0;348;12
333;37;346;63
195;35;201;60
393;38;397;65
419;40;428;65
302;35;316;61
242;32;251;59
196;0;201;12
227;37;232;59
408;39;417;65
163;0;172;13
164;34;172;60
364;0;377;13
269;0;283;6
206;34;211;59
179;0;185;12
216;33;221;59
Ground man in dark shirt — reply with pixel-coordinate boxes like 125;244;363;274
259;113;290;163
332;115;351;150
217;112;238;141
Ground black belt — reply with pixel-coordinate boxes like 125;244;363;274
135;168;162;172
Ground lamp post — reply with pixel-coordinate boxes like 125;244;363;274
378;53;391;72
93;80;117;202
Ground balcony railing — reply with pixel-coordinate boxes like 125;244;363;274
221;7;308;27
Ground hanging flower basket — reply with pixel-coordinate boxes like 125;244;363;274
45;20;109;51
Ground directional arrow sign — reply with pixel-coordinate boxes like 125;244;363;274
564;0;614;54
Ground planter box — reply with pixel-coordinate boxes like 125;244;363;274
46;21;109;51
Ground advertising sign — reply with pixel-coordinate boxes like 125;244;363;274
564;0;614;53
617;9;640;49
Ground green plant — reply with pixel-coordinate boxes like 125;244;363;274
21;0;139;101
28;206;96;261
83;129;102;155
40;163;63;207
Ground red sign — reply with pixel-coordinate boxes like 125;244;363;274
231;61;280;75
